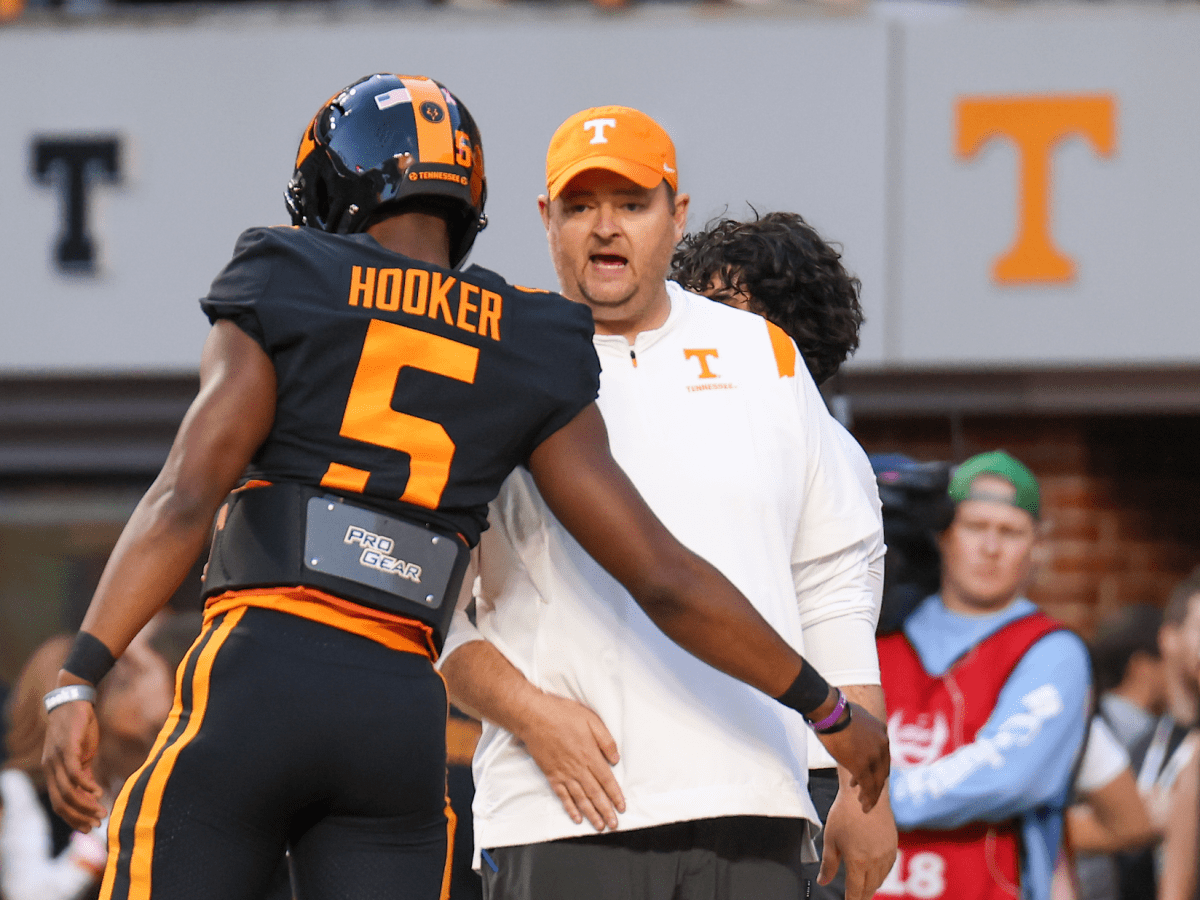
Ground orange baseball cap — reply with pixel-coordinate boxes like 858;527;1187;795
546;106;678;200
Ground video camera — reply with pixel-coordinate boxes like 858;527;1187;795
870;454;956;636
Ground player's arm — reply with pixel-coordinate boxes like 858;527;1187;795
42;320;276;832
526;402;889;811
888;632;1090;830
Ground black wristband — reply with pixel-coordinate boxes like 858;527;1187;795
776;661;832;718
62;631;117;686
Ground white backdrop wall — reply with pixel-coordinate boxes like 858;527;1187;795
1;3;1196;374
896;6;1200;366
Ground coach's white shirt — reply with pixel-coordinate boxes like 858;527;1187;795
807;421;885;771
441;283;881;856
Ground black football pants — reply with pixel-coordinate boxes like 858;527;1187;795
100;606;453;900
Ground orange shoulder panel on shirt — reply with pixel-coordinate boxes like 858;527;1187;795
765;321;796;378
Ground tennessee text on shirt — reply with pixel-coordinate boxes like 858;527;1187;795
346;265;502;341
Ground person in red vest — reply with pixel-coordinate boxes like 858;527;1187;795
876;450;1091;900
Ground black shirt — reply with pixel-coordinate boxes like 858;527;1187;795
200;226;599;546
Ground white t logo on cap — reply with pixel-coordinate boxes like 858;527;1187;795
584;118;617;144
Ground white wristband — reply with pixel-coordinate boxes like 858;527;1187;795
69;823;109;876
43;684;97;713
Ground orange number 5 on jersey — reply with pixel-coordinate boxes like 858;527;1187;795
320;320;480;509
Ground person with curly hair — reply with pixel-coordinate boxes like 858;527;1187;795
672;210;889;900
671;211;864;387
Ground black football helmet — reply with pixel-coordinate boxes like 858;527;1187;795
286;73;488;267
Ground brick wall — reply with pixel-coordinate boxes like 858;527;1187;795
851;413;1200;638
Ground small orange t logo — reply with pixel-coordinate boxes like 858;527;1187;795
684;348;720;379
956;93;1117;285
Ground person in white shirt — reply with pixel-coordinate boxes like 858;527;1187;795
1054;715;1157;900
670;210;895;900
440;107;890;900
1090;605;1166;751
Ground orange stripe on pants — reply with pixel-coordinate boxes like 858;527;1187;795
100;607;246;900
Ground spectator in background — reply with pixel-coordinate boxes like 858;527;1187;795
1117;567;1200;900
1091;605;1167;750
878;450;1091;900
1153;749;1197;900
670;209;895;900
1155;571;1200;732
2;636;108;900
1055;714;1157;900
2;630;176;900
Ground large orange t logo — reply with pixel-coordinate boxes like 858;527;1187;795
956;94;1117;285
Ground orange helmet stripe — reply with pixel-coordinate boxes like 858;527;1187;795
400;76;455;166
294;118;318;169
294;88;346;169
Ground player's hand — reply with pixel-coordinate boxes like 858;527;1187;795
515;691;625;832
815;703;890;813
819;777;897;900
42;698;107;832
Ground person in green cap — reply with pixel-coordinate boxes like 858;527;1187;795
874;450;1091;900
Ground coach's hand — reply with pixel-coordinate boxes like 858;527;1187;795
43;691;108;833
815;703;890;813
517;691;626;832
820;775;897;900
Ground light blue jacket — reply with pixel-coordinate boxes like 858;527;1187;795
888;594;1091;900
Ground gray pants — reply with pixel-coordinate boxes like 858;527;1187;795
482;815;809;900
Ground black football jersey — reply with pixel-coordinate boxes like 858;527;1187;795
200;226;599;546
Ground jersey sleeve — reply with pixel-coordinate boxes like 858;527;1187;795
198;227;278;349
514;289;601;455
526;345;600;452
